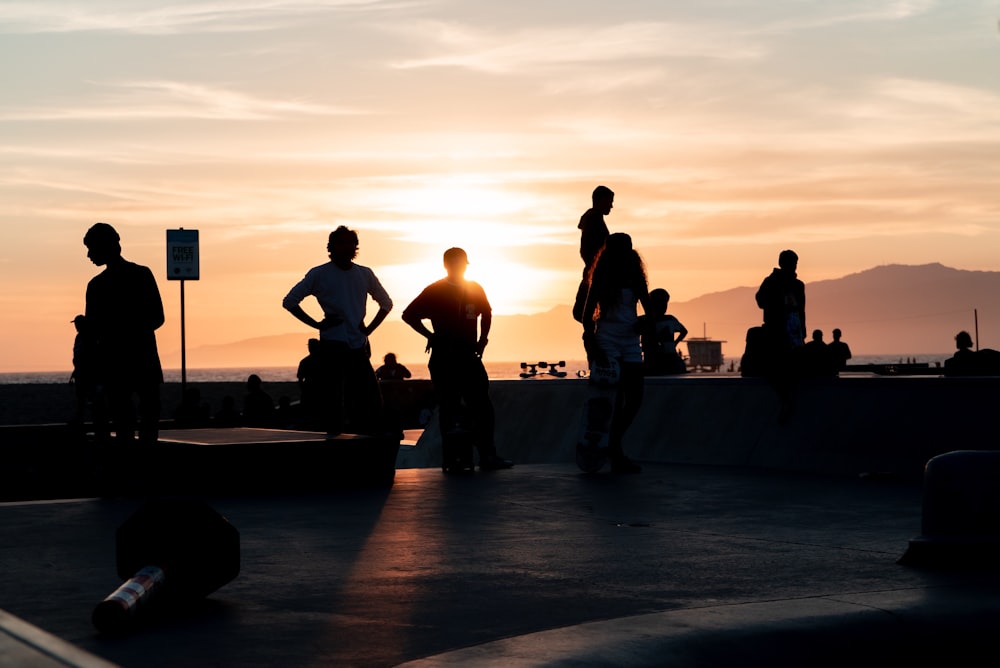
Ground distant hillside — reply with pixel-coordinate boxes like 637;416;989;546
170;307;587;371
164;264;1000;369
669;263;998;357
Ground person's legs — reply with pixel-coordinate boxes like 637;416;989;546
318;342;347;435
136;380;161;446
429;352;462;433
608;360;644;473
344;347;384;434
460;356;499;461
107;382;136;446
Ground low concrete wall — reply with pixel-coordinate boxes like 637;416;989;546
409;376;1000;480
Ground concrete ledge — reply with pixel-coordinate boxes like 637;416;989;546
398;587;1000;667
0;609;119;668
407;376;1000;480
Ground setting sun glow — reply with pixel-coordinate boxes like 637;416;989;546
3;1;1000;372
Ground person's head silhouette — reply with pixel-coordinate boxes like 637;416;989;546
956;331;974;351
443;247;469;282
83;222;122;266
327;226;360;266
778;249;798;273
592;185;614;215
649;289;669;317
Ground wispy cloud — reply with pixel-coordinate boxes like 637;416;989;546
389;20;765;73
0;0;400;35
0;80;359;121
755;0;938;33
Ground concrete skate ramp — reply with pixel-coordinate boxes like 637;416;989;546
408;375;997;480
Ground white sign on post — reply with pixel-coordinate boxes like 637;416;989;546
166;229;199;280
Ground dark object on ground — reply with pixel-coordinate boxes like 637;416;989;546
92;500;240;634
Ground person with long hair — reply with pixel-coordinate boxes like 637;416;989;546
581;232;650;474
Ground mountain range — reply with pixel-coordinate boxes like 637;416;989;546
164;264;999;369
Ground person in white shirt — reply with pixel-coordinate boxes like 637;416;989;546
283;226;392;435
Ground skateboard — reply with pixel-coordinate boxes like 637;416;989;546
576;358;620;473
520;361;568;378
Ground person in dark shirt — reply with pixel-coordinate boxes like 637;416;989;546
828;328;852;372
375;352;412;381
574;185;615;356
754;249;806;419
801;329;835;378
755;249;806;351
402;248;513;470
83;222;164;446
242;374;275;427
578;185;614;269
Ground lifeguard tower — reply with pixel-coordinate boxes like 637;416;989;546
685;324;726;372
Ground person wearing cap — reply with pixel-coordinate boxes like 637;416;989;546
82;222;165;446
283;225;392;435
69;313;107;436
402;248;514;470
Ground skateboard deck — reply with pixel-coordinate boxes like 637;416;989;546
576;359;620;473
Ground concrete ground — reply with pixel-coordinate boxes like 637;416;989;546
4;462;1000;667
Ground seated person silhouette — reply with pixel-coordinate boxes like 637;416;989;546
944;330;1000;376
242;374;276;427
639;289;687;375
375;352;412;381
800;329;835;378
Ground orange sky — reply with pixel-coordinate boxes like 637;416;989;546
2;1;1000;372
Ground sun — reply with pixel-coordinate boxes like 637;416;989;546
378;244;564;317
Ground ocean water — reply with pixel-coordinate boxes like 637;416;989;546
0;354;950;384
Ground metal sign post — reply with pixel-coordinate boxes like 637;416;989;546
166;229;200;393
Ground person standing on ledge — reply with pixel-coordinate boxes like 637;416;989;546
755;249;806;419
82;222;164;447
581;233;650;474
402;247;513;470
283;226;392;435
573;185;615;359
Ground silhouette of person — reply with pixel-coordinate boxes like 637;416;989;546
581;233;650;473
828;328;852;372
283;226;392;435
402;247;514;470
579;185;614;270
296;338;323;429
375;352;412;381
801;329;835;378
756;250;806;351
69;314;108;437
573;186;614;329
639;288;688;376
944;331;978;376
754;250;805;418
242;374;275;427
83;222;164;446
